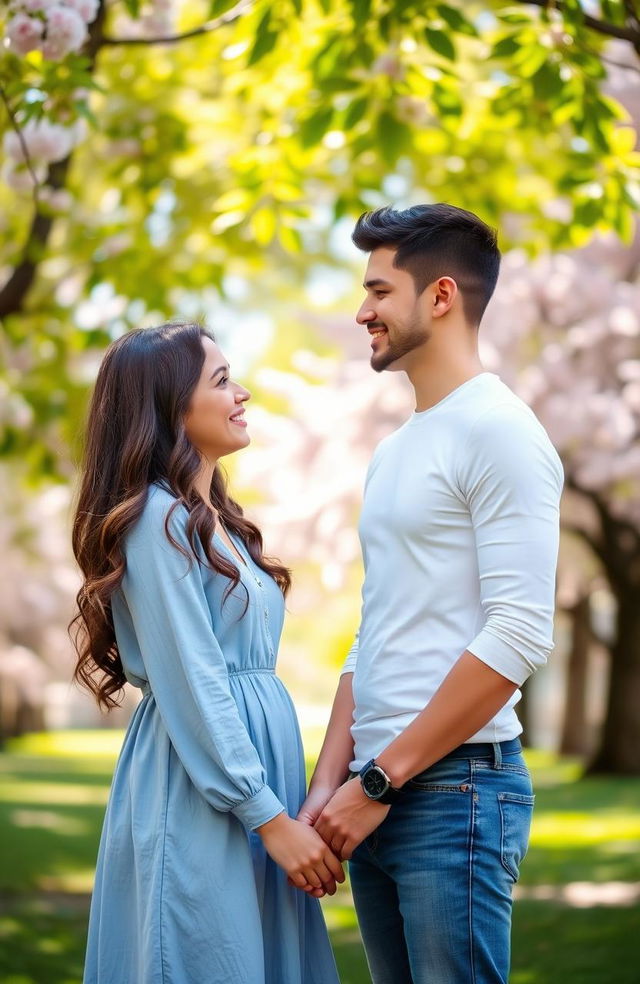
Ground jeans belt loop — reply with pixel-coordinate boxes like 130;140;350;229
492;740;502;769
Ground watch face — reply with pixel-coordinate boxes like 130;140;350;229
363;767;388;799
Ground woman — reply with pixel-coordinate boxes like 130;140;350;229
71;322;342;984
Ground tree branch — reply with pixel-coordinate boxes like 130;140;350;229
102;0;254;47
561;518;606;564
512;0;640;45
0;1;107;320
0;157;71;319
0;83;41;202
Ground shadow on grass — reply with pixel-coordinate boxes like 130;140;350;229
511;902;640;984
0;892;88;984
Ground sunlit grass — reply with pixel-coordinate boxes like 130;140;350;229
1;731;640;984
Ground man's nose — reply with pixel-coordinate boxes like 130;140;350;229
356;304;376;325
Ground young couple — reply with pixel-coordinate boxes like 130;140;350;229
73;203;563;984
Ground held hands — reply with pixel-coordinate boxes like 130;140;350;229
256;812;345;898
314;777;390;861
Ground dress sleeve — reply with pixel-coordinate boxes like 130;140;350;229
120;490;285;832
341;631;359;675
456;405;564;686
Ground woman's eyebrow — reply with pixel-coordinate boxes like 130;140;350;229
209;364;230;380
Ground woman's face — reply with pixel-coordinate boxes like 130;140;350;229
184;337;251;461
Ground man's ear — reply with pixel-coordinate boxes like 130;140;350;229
432;276;458;318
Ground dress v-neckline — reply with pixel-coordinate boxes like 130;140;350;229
214;525;248;569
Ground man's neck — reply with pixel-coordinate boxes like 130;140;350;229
407;356;486;413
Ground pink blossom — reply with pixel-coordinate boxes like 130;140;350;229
3;119;76;164
41;4;87;59
64;0;99;24
6;12;44;55
12;0;55;13
1;161;45;192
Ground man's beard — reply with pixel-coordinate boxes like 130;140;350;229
370;317;429;373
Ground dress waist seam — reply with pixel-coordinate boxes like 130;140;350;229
228;667;276;677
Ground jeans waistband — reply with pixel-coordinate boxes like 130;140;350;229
440;737;522;764
351;738;523;783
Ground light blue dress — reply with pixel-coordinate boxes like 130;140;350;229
83;484;339;984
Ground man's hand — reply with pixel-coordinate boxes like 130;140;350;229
314;777;390;860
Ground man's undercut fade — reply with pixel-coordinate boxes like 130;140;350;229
352;203;501;326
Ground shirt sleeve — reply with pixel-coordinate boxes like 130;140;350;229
119;489;285;831
456;404;564;686
341;630;359;675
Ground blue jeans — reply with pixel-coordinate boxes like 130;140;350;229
349;739;534;984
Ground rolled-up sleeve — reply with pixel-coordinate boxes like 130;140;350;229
341;631;359;675
456;405;564;686
120;491;285;831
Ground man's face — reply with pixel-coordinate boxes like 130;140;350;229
356;247;431;373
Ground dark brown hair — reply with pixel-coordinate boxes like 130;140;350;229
70;321;291;710
352;203;501;325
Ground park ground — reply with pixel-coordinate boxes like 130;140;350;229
1;729;639;984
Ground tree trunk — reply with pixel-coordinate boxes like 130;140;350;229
587;589;640;774
516;678;532;747
559;596;591;757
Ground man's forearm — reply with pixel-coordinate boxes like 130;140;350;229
376;651;519;788
309;672;355;789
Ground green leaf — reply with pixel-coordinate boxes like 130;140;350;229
75;100;99;128
299;106;334;148
209;0;241;15
514;44;548;78
247;8;278;66
350;0;372;23
250;206;276;245
491;35;521;59
531;62;562;101
425;27;456;61
433;82;462;117
573;197;602;228
377;110;409;166
121;0;141;17
436;5;478;37
344;96;369;130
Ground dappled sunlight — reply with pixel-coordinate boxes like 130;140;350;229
6;731;126;759
515;881;640;907
10;809;88;836
0;781;108;807
531;813;640;845
39;872;95;894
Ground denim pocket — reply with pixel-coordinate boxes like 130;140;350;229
498;791;535;882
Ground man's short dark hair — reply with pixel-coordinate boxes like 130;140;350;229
352;203;500;326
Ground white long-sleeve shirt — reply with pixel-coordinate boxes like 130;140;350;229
342;372;564;772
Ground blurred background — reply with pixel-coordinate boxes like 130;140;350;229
1;2;639;982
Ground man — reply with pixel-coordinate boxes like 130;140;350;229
299;204;563;984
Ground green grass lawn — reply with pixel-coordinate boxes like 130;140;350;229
1;732;639;984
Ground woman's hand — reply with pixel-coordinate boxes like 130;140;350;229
256;813;345;897
296;783;337;827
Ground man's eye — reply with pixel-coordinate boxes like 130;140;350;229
375;291;388;298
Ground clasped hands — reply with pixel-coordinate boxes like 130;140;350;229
293;777;390;897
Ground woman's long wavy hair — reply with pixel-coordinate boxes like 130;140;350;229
70;321;291;711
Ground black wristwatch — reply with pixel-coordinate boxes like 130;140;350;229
359;759;403;805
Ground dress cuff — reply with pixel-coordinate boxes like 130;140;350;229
231;784;286;832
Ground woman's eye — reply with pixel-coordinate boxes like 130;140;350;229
216;375;229;386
